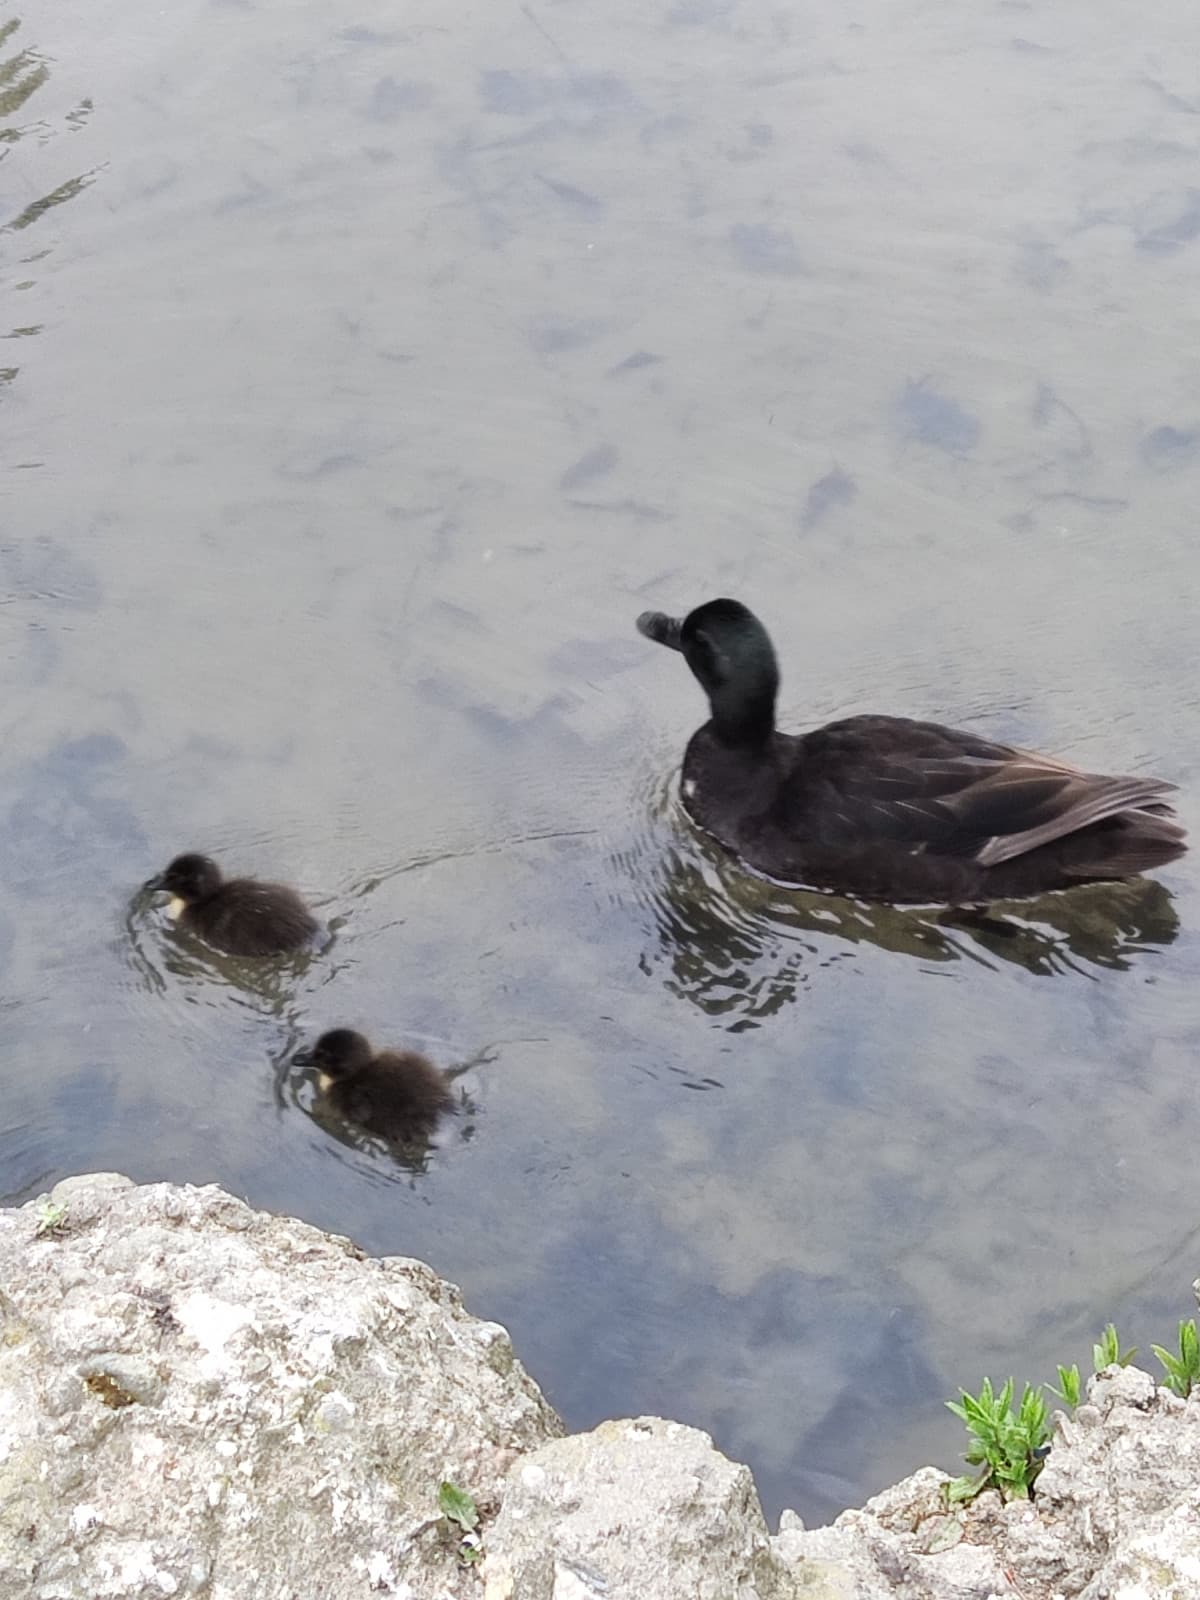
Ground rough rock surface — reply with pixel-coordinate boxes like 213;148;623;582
481;1416;789;1600
0;1174;560;1599
3;1175;1200;1600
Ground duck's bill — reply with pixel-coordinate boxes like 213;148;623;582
292;1048;314;1068
142;873;164;892
636;610;683;650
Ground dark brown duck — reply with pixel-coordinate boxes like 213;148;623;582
145;852;319;956
637;598;1187;905
293;1029;454;1144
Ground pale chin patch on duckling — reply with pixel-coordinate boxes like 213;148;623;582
682;778;697;800
316;1072;333;1093
165;896;187;921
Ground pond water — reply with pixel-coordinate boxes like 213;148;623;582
3;0;1199;1526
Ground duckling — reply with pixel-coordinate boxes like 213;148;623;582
144;852;318;956
637;598;1187;905
293;1029;454;1144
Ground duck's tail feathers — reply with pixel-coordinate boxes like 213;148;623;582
1058;805;1187;882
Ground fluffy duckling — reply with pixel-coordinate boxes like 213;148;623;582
145;852;318;956
294;1028;454;1144
637;598;1187;905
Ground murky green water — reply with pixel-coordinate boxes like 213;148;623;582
3;0;1198;1525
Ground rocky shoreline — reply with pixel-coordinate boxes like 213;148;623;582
1;1175;1196;1598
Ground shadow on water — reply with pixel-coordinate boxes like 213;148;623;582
619;777;1179;1028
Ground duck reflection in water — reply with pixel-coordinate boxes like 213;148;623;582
637;825;1179;1027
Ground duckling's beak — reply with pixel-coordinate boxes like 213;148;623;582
636;610;684;651
291;1048;314;1068
143;873;164;893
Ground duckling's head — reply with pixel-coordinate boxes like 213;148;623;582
293;1028;372;1083
637;598;779;745
145;852;223;904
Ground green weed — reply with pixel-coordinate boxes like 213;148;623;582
1048;1364;1081;1409
34;1200;68;1238
945;1378;1049;1503
1152;1320;1200;1398
952;1313;1196;1504
1093;1323;1136;1372
438;1481;483;1566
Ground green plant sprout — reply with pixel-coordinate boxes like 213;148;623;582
945;1378;1049;1503
1093;1323;1136;1372
1152;1320;1200;1398
438;1481;483;1566
1050;1324;1140;1413
438;1481;478;1532
34;1200;69;1238
1048;1364;1081;1409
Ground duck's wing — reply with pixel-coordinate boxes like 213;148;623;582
799;717;1182;865
965;747;1180;865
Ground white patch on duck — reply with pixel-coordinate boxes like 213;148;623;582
316;1073;333;1093
166;896;187;921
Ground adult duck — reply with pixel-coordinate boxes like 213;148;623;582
636;598;1186;904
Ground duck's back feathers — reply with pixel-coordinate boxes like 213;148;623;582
148;852;319;956
788;716;1179;861
180;879;318;957
323;1050;454;1144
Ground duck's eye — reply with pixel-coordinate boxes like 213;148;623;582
689;629;727;682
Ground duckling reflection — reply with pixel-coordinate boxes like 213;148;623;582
143;853;319;957
293;1029;458;1155
636;820;1179;1025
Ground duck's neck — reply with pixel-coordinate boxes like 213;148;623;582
708;684;776;749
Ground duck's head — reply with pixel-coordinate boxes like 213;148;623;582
293;1028;372;1082
637;597;779;744
144;852;223;903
